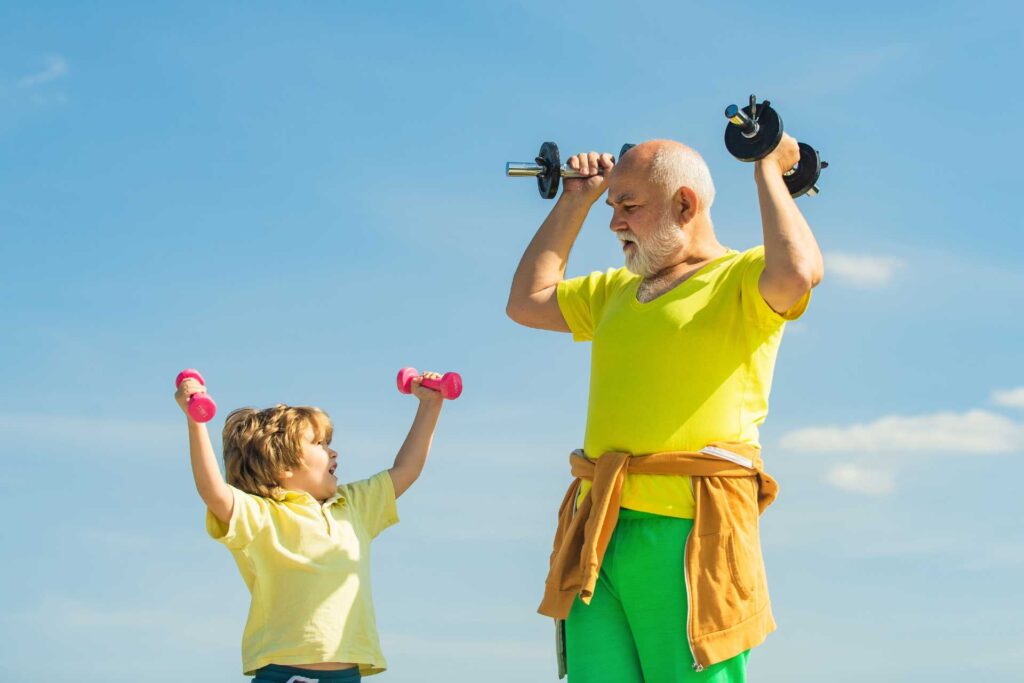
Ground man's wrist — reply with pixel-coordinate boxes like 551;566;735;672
556;191;600;212
754;161;788;188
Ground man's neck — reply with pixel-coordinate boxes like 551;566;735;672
637;235;728;303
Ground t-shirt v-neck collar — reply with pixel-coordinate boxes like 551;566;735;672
631;249;738;306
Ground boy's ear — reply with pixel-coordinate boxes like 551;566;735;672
279;468;294;480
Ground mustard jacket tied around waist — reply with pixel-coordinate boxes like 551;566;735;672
539;443;779;670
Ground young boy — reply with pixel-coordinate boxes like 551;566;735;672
175;372;446;682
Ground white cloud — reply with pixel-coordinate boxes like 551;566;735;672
780;409;1024;454
19;54;69;87
825;251;905;288
825;463;895;496
992;387;1024;409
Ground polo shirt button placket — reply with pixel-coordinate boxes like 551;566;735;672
320;503;333;535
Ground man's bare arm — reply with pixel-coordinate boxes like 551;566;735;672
755;133;825;314
506;152;613;331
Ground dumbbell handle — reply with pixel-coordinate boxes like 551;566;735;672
505;162;599;179
725;104;759;137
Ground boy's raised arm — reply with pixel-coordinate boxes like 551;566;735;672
388;374;444;498
176;379;234;523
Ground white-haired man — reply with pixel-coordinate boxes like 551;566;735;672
506;138;823;682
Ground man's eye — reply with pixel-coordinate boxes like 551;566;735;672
624;205;637;212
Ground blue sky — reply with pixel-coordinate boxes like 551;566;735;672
1;1;1022;681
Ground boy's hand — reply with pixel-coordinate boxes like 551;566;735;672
410;372;445;406
175;377;205;419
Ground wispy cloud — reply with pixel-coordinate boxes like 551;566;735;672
825;463;895;496
384;632;549;660
0;413;182;456
6;594;235;648
962;542;1024;572
992;387;1024;409
825;251;905;288
19;54;69;88
780;409;1024;454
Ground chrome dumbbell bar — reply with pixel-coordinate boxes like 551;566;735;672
505;142;633;199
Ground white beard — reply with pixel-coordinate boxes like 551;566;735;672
623;220;686;277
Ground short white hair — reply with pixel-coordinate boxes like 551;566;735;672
649;144;716;212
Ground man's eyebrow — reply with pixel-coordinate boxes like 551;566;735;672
606;193;635;206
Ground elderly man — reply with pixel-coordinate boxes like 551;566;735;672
506;137;823;682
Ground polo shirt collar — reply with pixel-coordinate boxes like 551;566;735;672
278;488;347;508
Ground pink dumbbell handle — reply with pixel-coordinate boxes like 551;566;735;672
396;367;462;400
176;368;218;423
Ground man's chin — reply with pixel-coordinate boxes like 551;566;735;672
624;257;650;277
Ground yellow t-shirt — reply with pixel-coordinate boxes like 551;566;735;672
207;470;398;676
556;246;808;518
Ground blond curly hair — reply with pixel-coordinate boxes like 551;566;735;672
221;404;333;499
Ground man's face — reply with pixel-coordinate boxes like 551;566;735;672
606;165;685;277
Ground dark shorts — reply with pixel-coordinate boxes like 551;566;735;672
253;664;361;683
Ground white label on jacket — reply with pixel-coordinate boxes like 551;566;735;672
699;446;754;469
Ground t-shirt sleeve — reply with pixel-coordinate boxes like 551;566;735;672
556;269;614;342
740;246;811;328
343;471;399;538
205;485;271;549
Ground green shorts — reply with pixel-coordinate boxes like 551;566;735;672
565;509;749;682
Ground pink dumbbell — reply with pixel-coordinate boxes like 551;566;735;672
175;368;218;423
396;367;463;400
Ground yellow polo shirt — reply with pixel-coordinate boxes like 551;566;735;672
207;471;398;676
556;246;808;518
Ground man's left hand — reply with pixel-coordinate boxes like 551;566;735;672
756;132;800;178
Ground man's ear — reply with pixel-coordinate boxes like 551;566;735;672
676;186;699;225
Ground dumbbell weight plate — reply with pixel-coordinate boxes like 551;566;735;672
537;141;561;200
724;102;783;162
619;143;635;159
784;142;823;198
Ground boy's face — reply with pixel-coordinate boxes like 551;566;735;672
280;424;338;502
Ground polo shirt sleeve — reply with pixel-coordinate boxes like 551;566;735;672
206;485;271;549
344;471;399;539
740;246;810;328
557;269;614;342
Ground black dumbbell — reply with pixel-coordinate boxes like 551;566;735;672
723;94;828;198
505;142;634;199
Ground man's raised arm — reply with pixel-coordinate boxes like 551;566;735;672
754;133;825;315
506;151;614;331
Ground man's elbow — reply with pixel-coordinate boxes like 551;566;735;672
808;258;825;288
506;296;537;327
790;257;824;291
506;298;525;325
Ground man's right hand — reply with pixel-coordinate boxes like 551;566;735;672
563;151;616;202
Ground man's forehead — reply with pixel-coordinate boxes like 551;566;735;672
605;190;637;206
606;174;643;204
607;163;648;204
